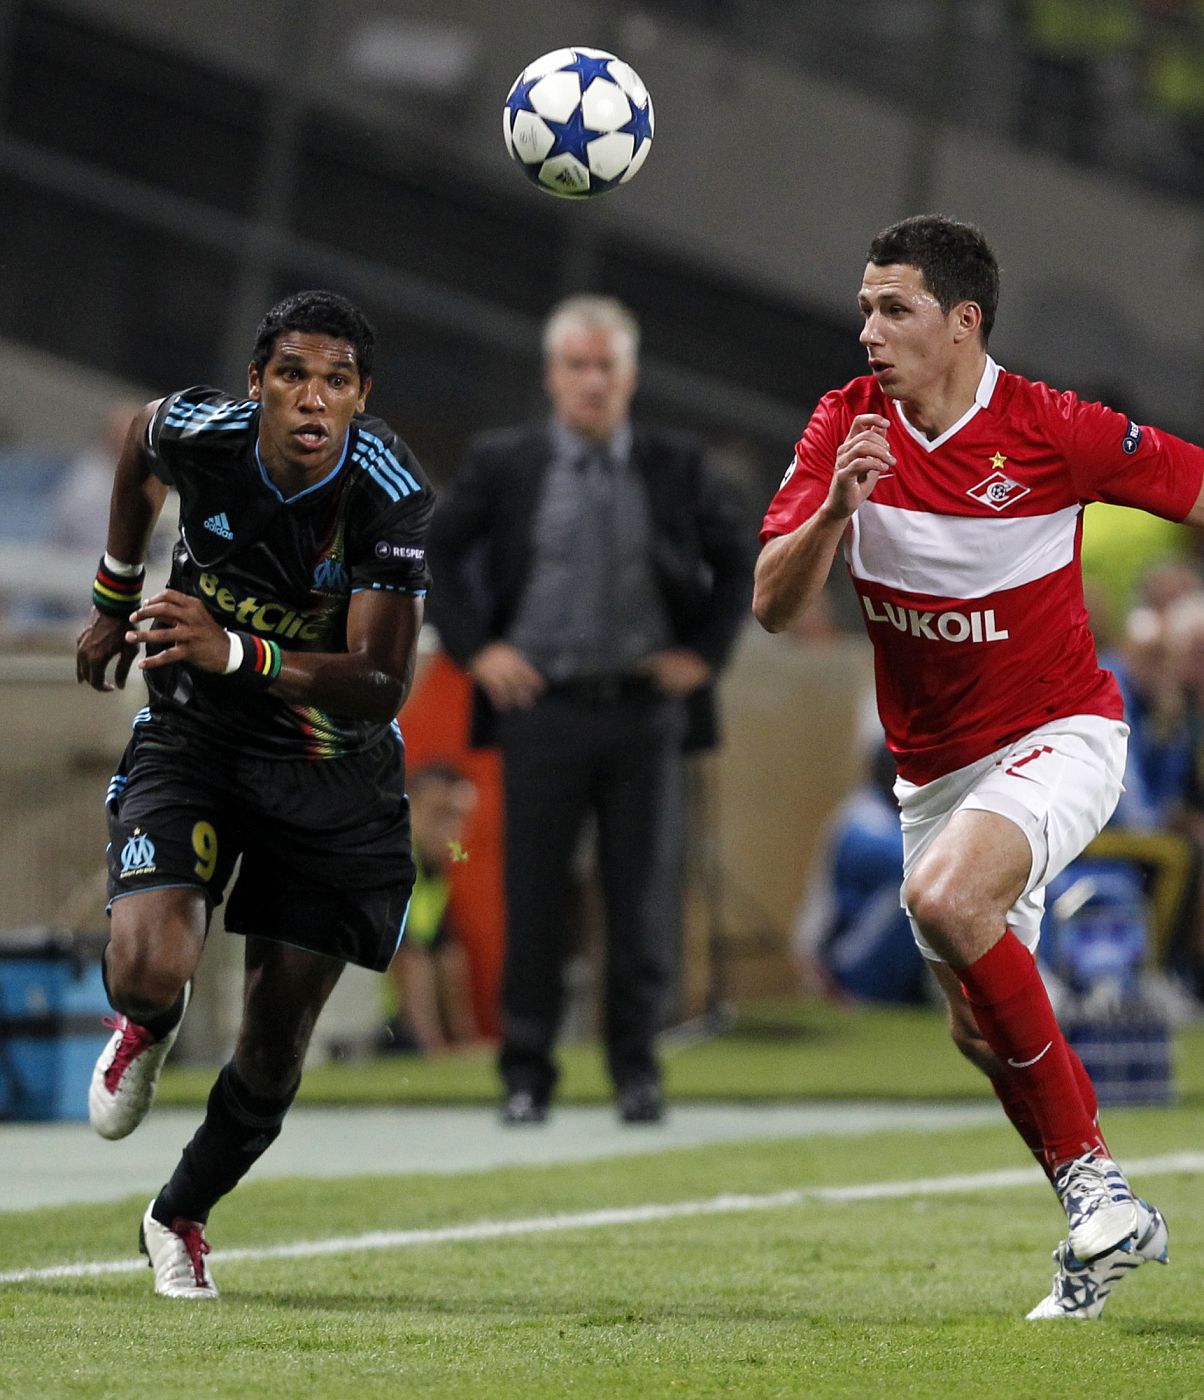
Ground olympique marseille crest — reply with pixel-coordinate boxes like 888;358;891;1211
119;829;157;877
967;455;1030;512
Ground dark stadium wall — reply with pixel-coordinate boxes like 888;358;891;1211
22;0;1204;441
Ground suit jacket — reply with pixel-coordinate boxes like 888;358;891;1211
427;422;756;751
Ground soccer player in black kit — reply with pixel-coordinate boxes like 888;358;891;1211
76;291;433;1298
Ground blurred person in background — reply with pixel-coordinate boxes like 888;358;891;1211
755;214;1204;1321
75;291;432;1299
427;294;754;1126
1159;590;1204;982
1083;587;1203;988
379;761;481;1055
7;400;176;630
50;401;145;552
1104;595;1201;831
792;735;930;1007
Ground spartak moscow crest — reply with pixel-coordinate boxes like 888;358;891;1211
967;453;1030;511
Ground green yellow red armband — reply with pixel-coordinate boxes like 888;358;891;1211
92;557;145;619
226;631;282;688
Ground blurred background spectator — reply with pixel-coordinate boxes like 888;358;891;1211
379;761;482;1056
46;401;142;553
1081;576;1204;997
427;294;755;1123
791;727;932;1007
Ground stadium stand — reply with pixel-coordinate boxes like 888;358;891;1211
3;0;1203;1061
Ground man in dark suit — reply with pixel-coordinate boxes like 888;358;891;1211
428;295;754;1124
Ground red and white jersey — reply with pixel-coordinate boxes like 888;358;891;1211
761;359;1204;784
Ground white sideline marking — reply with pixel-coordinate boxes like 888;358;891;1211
3;1151;1201;1287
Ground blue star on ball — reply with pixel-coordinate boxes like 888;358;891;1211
542;102;596;169
569;51;620;87
621;98;653;153
505;73;541;121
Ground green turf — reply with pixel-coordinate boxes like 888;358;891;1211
6;1003;1202;1397
2;1111;1201;1399
156;1000;1204;1107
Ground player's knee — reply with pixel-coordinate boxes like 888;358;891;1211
107;892;204;1015
104;937;187;1019
904;865;965;949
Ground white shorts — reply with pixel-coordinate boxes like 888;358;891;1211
895;715;1129;962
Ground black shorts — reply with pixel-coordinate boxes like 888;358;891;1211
105;718;415;972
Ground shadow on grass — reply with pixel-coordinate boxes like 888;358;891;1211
14;1278;1200;1339
186;1295;1204;1338
1117;1319;1204;1340
171;1288;814;1326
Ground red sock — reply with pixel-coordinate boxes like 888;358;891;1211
989;1045;1107;1184
1067;1042;1108;1155
989;1074;1052;1181
959;931;1105;1174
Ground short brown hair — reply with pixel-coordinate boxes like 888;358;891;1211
867;215;999;344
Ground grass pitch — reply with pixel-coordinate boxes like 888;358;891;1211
3;1004;1201;1399
155;1000;1204;1108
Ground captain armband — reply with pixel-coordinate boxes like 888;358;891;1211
223;630;282;689
92;555;145;619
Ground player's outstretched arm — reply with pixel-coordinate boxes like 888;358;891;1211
128;587;423;722
753;414;893;633
76;399;169;693
1182;474;1204;531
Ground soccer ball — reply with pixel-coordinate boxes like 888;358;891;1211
503;47;654;199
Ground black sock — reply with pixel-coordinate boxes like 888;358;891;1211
152;1062;296;1225
140;985;189;1041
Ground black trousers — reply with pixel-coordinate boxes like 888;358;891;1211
496;683;686;1100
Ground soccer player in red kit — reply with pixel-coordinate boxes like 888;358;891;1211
756;215;1204;1320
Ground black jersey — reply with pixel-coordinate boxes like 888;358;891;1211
143;386;433;760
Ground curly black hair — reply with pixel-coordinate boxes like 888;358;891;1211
251;290;376;381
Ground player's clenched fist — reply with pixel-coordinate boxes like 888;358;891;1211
828;413;895;518
126;589;233;674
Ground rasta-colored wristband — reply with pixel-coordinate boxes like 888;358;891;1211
229;631;282;687
92;557;145;618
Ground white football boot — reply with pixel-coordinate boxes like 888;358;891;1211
88;983;190;1140
1027;1198;1168;1320
139;1201;219;1300
1053;1150;1140;1261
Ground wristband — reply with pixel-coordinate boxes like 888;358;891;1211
226;630;282;688
223;631;243;675
92;555;145;619
103;552;143;578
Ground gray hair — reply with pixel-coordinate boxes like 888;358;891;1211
542;295;640;364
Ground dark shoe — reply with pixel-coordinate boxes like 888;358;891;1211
501;1090;548;1125
617;1080;664;1124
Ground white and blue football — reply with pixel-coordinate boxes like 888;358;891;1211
503;47;654;199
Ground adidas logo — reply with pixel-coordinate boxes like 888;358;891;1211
204;512;233;540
